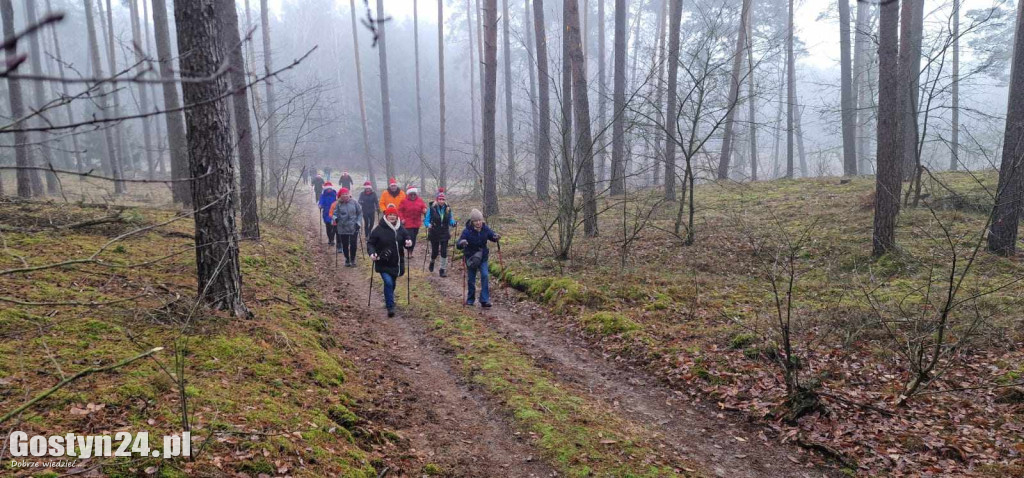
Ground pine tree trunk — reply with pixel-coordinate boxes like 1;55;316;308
260;0;281;189
772;65;784;179
596;0;606;185
663;0;682;200
349;0;377;187
558;0;575;258
142;0;166;174
172;0;249;317
566;0;598;236
466;0;480;185
898;0;925;180
534;0;552;199
101;0;126;192
22;0;57;194
717;0;750;180
652;0;668;186
483;0;500;215
838;0;857;176
218;0;260;240
152;0;191;205
987;0;1024;255
609;0;626;195
872;0;901;256
785;0;795;178
526;0;539;190
414;0;426;189
502;0;516;193
82;0;122;196
44;0;84;173
746;11;758;181
128;0;157;181
950;0;960;171
377;0;396;180
438;0;447;189
796;99;807;176
1;0;34;197
853;0;872;175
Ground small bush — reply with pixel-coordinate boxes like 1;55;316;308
581;312;641;336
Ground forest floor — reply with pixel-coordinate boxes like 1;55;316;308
482;171;1024;477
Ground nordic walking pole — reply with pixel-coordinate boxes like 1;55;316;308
407;254;412;305
462;255;467;307
367;258;374;307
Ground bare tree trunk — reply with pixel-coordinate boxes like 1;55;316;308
853;0;872;175
950;0;960;171
609;0;626;195
483;0;500;215
467;0;480;185
596;0;606;185
260;0;281;188
217;0;260;240
872;0;901;256
377;0;396;180
837;0;857;176
142;0;165;174
152;0;190;205
534;0;552;199
526;0;538;190
653;0;667;186
438;0;447;189
101;0;126;191
772;65;784;179
663;0;682;200
785;0;795;178
502;0;517;193
23;0;57;194
82;0;122;195
44;0;84;173
796;100;807;176
746;11;758;182
349;0;377;187
717;0;750;180
172;0;248;317
987;0;1024;255
898;0;924;180
1;0;35;197
128;0;157;181
414;0;426;189
566;0;598;236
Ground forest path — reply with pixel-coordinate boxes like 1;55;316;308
304;205;556;477
424;256;835;478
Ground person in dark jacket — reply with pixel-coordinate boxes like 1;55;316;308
456;208;500;307
338;170;353;190
357;180;378;240
425;191;457;277
331;187;362;267
318;182;337;246
367;204;414;317
312;173;325;202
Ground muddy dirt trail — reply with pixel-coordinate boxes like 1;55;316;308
304;209;555;477
426;261;834;478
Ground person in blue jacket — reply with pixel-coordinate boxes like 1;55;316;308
318;182;338;246
425;190;457;277
456;208;501;308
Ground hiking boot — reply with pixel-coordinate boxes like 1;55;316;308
481;302;492;308
349;259;357;267
439;269;447;278
387;308;395;318
465;301;474;307
429;260;435;272
328;241;335;246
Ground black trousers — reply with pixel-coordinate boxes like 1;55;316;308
430;239;449;260
325;223;336;244
405;227;420;250
338;233;358;261
362;212;375;239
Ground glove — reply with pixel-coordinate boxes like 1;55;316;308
404;240;413;248
458;239;468;248
493;234;501;241
370;253;378;261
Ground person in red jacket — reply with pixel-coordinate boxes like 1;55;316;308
398;186;428;252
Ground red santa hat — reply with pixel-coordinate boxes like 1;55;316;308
389;177;398;186
384;204;399;216
323;182;334;189
407;185;419;196
436;192;446;201
363;180;373;188
339;187;350;195
438;187;445;193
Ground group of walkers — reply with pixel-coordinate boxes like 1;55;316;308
314;171;501;317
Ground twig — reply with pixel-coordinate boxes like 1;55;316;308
0;347;163;424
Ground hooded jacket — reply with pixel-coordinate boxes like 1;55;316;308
312;175;325;198
358;189;378;217
367;217;413;277
425;202;457;241
331;197;363;235
457;222;499;263
318;188;337;224
398;195;428;229
379;187;406;213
